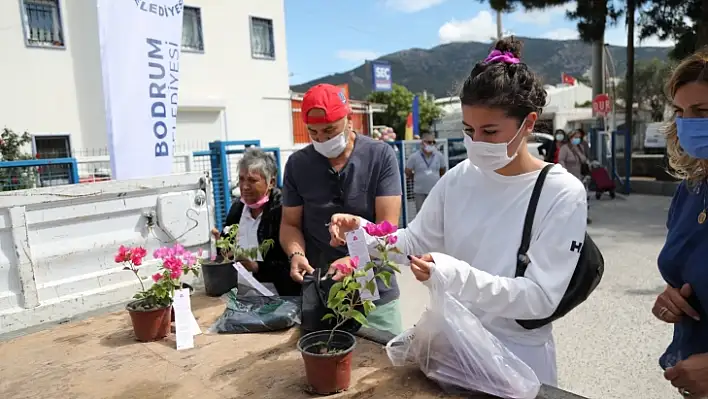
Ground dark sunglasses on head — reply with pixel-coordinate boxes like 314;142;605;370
423;140;436;145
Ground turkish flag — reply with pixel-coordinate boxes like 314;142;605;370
562;73;576;85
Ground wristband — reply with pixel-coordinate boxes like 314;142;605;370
288;251;305;263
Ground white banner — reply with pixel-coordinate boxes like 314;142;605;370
97;0;184;180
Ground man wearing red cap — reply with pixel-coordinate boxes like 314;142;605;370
279;84;403;334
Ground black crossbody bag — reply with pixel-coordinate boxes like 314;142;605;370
515;164;604;330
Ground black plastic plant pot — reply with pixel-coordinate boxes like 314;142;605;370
201;261;238;297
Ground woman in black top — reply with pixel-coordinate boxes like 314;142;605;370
214;148;300;296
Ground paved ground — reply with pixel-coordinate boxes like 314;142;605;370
395;193;677;399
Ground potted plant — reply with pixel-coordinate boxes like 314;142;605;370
202;224;274;297
297;221;401;394
116;244;200;342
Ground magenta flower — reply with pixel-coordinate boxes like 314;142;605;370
151;273;162;283
364;221;398;237
386;235;398;245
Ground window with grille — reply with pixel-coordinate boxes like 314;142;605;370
182;6;204;52
22;0;64;47
250;17;275;60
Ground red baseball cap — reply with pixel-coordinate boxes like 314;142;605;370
301;84;350;124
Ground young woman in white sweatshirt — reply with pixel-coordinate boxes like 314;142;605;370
327;37;588;386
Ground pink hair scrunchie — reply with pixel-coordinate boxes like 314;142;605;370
484;49;520;64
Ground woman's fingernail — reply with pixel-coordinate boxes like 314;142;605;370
407;255;412;260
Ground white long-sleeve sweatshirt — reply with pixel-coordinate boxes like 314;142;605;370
361;160;587;345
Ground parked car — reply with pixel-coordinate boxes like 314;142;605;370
643;122;667;154
447;132;554;169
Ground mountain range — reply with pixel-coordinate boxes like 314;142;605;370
290;37;670;100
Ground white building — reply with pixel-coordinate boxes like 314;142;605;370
0;0;292;161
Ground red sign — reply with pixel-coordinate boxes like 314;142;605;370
592;94;611;116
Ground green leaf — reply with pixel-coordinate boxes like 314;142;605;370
327;282;343;302
363;300;376;315
364;262;376;271
348;309;369;327
376;271;392;288
321;313;335;321
365;279;377;295
347;281;362;291
353;270;366;279
342;275;352;287
386;261;401;274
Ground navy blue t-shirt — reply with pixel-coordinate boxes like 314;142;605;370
282;134;403;305
658;180;708;369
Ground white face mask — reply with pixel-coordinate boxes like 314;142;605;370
422;144;434;153
463;119;527;171
312;125;348;158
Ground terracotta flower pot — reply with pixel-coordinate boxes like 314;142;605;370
126;301;172;342
297;330;356;394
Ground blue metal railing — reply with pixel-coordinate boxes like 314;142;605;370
0;158;80;191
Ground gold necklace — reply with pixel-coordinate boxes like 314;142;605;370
699;184;707;224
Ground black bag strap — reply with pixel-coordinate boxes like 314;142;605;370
516;164;555;277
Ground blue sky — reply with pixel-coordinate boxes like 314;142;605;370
285;0;672;85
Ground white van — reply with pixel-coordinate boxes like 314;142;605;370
643;122;667;154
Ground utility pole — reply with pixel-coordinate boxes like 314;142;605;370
591;40;605;162
496;10;502;40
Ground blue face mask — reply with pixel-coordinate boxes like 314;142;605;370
571;138;581;145
676;117;708;159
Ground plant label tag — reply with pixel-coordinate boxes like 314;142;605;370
174;288;195;350
234;262;275;296
346;228;380;302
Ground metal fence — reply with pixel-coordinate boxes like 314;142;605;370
0;158;80;191
386;139;449;227
74;152;205;182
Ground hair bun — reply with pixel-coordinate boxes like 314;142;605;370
493;36;523;59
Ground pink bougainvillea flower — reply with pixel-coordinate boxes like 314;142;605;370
350;256;360;269
363;221;398;237
363;223;381;236
378;220;397;235
197;248;204;257
386;235;398;245
210;254;217;261
151;273;162;283
183;252;197;266
334;263;356;276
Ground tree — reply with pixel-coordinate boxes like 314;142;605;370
0;128;32;161
616;59;673;122
640;0;708;60
367;84;442;138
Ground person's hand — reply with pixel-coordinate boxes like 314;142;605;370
289;254;314;283
408;254;434;282
665;353;708;397
329;213;361;247
211;228;220;240
238;259;259;273
652;284;700;323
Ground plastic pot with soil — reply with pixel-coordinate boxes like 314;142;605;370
201;257;239;297
126;300;172;342
297;330;357;394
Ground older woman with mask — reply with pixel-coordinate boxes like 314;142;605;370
212;148;300;296
652;51;708;398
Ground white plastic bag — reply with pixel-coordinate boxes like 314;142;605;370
386;268;541;399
